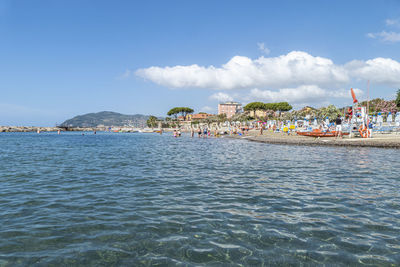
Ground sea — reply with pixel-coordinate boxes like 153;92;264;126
0;132;399;265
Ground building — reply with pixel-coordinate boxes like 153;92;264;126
178;113;214;121
250;110;268;118
190;113;214;120
218;101;242;118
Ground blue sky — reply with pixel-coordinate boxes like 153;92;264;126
1;0;400;126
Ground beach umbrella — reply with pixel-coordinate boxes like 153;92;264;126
351;88;358;103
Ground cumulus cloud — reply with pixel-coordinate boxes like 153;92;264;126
134;50;400;106
257;42;270;55
136;51;400;89
366;31;400;43
249;86;329;103
207;87;363;107
248;86;363;104
346;58;400;86
209;92;233;102
136;51;350;90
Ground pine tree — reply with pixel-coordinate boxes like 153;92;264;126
396;89;400;108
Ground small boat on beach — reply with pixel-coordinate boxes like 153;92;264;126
139;128;155;133
297;129;349;137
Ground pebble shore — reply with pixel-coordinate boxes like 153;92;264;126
229;130;400;149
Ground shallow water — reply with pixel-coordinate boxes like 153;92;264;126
0;132;399;265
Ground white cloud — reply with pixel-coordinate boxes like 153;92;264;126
386;19;400;27
136;51;400;89
346;57;400;86
209;92;233;102
247;86;363;104
199;106;214;113
134;50;400;106
249;86;328;103
207;87;364;107
116;69;132;80
257;42;270;55
366;31;400;43
136;51;350;90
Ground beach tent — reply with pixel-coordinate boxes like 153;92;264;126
395;112;400;126
387;112;393;126
377;113;383;127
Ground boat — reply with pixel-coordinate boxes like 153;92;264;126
296;129;349;137
139;128;155;133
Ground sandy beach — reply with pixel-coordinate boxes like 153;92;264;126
228;130;400;149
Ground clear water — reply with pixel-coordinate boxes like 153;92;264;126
0;132;399;265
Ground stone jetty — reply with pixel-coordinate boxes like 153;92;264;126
0;126;103;132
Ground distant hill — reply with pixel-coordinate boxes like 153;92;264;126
60;111;150;127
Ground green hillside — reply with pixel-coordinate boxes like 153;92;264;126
60;111;150;127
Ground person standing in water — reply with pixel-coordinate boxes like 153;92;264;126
335;114;342;139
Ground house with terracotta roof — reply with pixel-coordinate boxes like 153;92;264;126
178;113;214;121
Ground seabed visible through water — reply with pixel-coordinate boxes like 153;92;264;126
0;132;399;265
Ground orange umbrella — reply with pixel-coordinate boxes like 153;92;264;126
351;88;358;103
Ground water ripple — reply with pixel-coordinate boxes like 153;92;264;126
0;132;399;265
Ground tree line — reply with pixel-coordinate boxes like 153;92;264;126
243;102;292;114
146;107;194;128
147;89;400;127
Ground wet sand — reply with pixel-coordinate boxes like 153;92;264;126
228;130;400;149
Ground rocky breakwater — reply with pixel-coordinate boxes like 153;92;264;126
0;126;102;132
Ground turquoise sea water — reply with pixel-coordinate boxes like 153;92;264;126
0;132;399;265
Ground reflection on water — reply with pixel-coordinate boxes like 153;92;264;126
0;132;399;265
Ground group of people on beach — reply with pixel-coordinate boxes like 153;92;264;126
172;128;222;138
194;128;213;138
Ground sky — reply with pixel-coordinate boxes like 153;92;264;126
1;0;400;126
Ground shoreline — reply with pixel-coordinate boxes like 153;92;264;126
3;126;400;149
227;131;400;149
